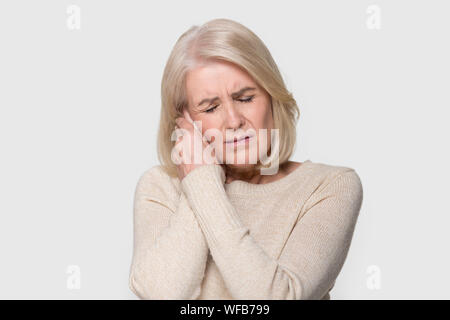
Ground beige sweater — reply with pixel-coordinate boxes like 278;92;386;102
129;159;363;300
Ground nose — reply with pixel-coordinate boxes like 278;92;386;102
223;101;245;132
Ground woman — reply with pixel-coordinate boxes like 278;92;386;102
129;18;363;300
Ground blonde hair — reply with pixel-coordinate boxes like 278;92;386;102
157;18;300;178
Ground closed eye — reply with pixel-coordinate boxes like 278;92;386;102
204;96;255;113
205;105;218;113
238;96;254;103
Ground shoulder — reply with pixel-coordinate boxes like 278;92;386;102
134;165;182;210
300;160;363;209
307;161;362;192
284;160;364;224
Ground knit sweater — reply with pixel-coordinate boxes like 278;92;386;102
129;159;363;300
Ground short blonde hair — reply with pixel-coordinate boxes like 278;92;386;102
157;18;300;178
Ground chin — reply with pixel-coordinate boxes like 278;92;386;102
224;161;258;171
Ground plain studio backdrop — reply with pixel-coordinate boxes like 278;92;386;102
0;0;449;299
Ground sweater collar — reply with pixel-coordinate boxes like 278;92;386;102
223;160;313;196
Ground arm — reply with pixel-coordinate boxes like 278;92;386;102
129;169;209;300
181;164;363;300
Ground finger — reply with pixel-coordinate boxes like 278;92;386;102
176;116;191;131
175;133;182;143
178;112;210;148
175;128;185;142
174;123;185;142
183;109;194;124
175;117;183;126
183;109;204;137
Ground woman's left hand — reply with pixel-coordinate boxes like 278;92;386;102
174;109;220;181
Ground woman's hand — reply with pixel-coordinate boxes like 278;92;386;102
174;109;220;181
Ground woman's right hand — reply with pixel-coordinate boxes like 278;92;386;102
174;109;219;181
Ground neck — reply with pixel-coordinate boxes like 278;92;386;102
223;164;263;184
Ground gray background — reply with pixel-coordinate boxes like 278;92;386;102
0;0;449;299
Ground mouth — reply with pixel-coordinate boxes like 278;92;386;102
225;135;253;145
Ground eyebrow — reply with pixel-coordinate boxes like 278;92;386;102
196;86;256;107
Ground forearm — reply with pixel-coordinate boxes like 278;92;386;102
181;164;305;299
130;192;209;300
208;226;307;299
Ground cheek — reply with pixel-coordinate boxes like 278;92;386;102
248;103;273;130
249;103;273;151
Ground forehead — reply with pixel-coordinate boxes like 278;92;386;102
185;60;257;99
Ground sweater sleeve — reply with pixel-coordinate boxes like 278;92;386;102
181;164;363;300
129;169;209;300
